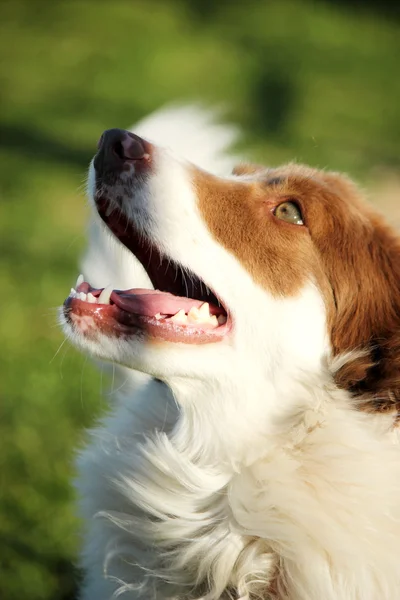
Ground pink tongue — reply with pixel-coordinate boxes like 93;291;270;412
111;289;222;317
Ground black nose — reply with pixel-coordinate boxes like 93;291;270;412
94;128;149;173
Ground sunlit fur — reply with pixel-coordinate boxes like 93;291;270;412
62;106;400;600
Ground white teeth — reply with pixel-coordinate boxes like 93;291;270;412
209;315;218;327
153;305;225;329
199;302;210;318
98;284;113;305
69;288;93;303
87;292;97;303
76;274;84;288
170;309;188;324
187;307;201;323
69;284;113;306
187;306;219;328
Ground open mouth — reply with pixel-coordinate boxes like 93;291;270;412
64;197;230;344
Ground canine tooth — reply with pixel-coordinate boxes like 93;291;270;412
199;302;210;318
98;284;113;305
155;313;163;320
188;307;201;323
217;315;227;325
70;288;76;297
170;309;187;324
87;292;97;303
76;274;84;288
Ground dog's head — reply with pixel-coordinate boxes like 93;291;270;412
62;127;400;418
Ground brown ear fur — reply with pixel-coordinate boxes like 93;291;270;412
322;174;400;416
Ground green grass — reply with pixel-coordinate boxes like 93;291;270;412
1;1;399;598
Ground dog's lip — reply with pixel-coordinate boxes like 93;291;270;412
64;281;231;344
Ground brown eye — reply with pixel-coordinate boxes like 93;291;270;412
273;201;304;225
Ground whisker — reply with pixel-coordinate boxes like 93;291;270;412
181;269;189;298
42;308;63;317
58;343;70;380
111;363;116;395
106;375;130;397
148;241;153;270
49;338;68;364
80;355;89;409
164;257;172;277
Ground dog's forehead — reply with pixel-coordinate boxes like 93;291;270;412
231;163;288;186
230;165;369;224
232;163;268;177
231;162;328;195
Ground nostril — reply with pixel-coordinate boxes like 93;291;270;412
111;137;145;161
121;135;146;160
112;140;125;160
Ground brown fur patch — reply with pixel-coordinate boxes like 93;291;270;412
194;162;400;419
232;163;267;177
192;165;329;299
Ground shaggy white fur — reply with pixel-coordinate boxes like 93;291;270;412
63;106;400;600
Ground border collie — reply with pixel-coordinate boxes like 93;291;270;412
61;106;400;600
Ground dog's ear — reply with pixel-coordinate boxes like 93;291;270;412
326;192;400;417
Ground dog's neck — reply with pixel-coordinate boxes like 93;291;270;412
106;374;280;599
90;367;400;600
163;361;333;470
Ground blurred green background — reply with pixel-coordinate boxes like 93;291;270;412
1;0;399;598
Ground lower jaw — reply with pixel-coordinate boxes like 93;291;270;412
136;316;227;344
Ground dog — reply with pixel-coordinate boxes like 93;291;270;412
61;105;400;600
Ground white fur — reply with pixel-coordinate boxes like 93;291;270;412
62;106;400;599
80;105;240;392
